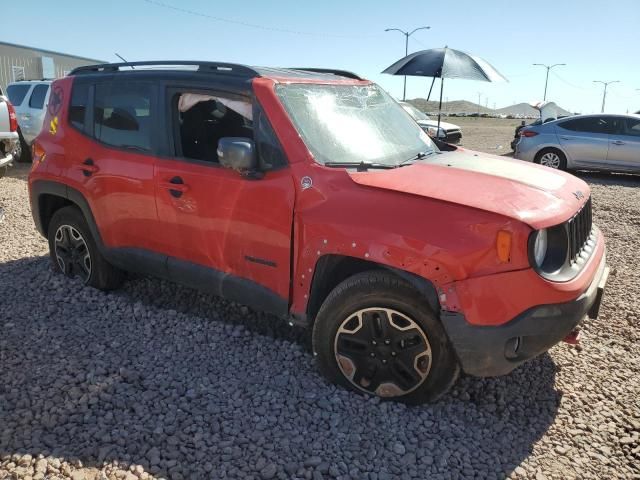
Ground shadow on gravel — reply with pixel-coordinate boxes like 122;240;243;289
1;256;562;479
576;170;640;187
3;162;30;181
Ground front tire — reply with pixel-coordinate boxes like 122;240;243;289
535;148;567;170
312;271;459;404
47;206;123;290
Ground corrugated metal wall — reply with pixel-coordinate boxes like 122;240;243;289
0;55;40;91
0;43;102;92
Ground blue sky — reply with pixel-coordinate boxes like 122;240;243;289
7;0;640;113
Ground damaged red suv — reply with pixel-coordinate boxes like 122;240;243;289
28;62;608;403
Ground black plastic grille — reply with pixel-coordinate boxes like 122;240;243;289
567;197;592;263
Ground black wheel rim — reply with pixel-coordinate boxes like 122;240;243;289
334;308;432;398
54;225;91;283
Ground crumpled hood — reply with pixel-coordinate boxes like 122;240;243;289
348;150;590;229
417;119;460;131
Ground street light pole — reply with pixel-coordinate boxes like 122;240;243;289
593;80;620;113
385;26;430;101
533;63;566;101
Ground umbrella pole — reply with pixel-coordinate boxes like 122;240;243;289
426;76;436;102
437;77;444;132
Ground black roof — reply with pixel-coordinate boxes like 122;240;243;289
69;61;362;81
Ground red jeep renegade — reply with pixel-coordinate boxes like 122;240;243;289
28;61;608;404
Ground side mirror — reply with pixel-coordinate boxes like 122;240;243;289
218;137;261;178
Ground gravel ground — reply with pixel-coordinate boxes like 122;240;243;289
1;142;639;480
443;117;523;154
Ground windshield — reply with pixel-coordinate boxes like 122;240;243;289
401;103;429;121
276;84;436;166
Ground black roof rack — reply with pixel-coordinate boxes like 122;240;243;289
69;61;261;77
292;68;362;80
68;61;363;81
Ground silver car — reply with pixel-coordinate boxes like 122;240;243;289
399;102;463;144
514;113;640;172
6;80;52;162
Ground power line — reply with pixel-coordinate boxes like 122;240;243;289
411;36;429;48
141;0;379;38
549;70;588;90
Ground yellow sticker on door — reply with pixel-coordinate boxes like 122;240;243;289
49;116;59;136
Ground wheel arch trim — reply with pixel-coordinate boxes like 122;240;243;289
30;180;105;251
300;254;441;326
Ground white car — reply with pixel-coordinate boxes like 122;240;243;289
6;80;52;162
400;102;462;144
0;87;20;179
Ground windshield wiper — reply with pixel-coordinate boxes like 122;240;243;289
324;161;395;171
398;150;438;167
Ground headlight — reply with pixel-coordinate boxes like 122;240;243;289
529;226;569;277
425;126;446;138
533;229;547;267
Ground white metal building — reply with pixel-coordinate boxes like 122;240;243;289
0;41;103;91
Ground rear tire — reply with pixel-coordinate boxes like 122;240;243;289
16;129;31;163
47;206;123;290
0;166;6;179
535;148;566;170
312;271;459;404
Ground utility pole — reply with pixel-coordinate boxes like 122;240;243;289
533;63;566;101
593;80;620;113
477;92;482;117
385;26;431;101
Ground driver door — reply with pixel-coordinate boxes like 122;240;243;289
154;88;295;313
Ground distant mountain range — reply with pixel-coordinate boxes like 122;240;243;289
408;99;573;117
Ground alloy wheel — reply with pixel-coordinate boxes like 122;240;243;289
539;152;561;168
54;225;92;283
334;307;432;397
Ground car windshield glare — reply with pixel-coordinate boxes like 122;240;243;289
276;83;435;166
403;103;429;121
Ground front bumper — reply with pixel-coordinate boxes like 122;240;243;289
0;133;19;168
444;131;462;144
0;151;14;169
441;252;609;377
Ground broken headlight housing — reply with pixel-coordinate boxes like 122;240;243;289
529;226;569;277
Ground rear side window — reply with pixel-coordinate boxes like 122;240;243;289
94;83;152;151
622;118;640;137
69;83;90;131
6;84;30;106
29;84;49;109
559;117;613;134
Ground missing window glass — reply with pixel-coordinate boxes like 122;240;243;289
175;93;253;163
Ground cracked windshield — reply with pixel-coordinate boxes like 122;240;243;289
277;84;435;166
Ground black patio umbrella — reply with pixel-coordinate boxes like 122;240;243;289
382;47;507;131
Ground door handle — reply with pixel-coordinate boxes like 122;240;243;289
612;140;625;145
161;176;189;198
560;136;571;140
75;158;99;177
